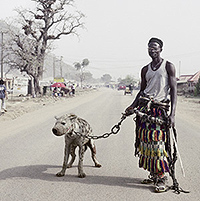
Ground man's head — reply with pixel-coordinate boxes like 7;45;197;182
0;79;4;85
148;37;163;48
148;37;163;59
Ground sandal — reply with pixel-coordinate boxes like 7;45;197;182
155;176;168;193
141;173;156;184
141;178;154;184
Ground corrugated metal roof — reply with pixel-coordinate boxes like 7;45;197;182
179;74;193;81
188;71;200;82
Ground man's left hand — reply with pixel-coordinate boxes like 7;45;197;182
168;115;175;128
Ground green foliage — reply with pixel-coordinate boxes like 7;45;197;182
81;59;89;67
101;74;112;83
119;75;137;86
83;71;93;81
74;62;81;70
194;78;200;96
74;58;90;87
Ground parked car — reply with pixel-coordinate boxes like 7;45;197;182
118;85;126;90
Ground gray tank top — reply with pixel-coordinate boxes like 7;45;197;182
144;59;169;101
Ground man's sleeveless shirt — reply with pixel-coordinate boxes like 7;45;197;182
144;60;169;101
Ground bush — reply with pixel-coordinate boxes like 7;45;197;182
194;78;200;96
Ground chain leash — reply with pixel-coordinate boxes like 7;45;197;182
74;114;127;140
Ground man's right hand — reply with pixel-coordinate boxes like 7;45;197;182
125;106;135;116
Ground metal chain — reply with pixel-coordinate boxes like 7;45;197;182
74;114;127;140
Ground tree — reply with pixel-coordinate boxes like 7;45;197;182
119;75;137;86
83;71;93;83
101;74;112;83
6;0;84;95
74;58;89;87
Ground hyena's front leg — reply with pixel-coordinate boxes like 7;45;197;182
56;143;70;177
67;145;76;168
78;142;86;178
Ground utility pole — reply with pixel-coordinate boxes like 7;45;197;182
53;57;55;81
179;61;181;78
60;56;63;78
1;32;3;79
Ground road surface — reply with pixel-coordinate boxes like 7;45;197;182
0;88;199;201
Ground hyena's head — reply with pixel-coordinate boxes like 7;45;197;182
52;113;77;136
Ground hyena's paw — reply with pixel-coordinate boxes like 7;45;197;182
56;171;65;177
78;172;86;178
95;163;102;168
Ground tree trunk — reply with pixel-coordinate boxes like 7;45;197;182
30;76;35;97
33;76;41;96
34;55;45;96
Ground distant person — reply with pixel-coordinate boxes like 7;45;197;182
71;84;75;96
53;87;58;97
0;79;8;112
61;87;70;96
128;83;134;95
43;86;47;95
125;37;177;193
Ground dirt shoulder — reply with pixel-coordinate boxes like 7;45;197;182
0;88;98;121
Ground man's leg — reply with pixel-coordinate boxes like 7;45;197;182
0;98;3;112
141;172;156;184
141;172;168;192
2;98;7;112
154;173;168;193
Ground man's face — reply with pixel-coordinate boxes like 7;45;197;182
148;42;162;59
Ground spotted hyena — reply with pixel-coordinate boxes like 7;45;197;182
52;113;101;178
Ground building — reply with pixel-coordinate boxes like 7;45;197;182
187;71;200;92
177;74;193;95
177;71;200;94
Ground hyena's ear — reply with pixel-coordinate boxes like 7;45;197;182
54;116;59;120
68;113;77;120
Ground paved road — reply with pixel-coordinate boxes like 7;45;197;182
0;88;198;201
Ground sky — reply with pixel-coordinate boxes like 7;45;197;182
1;0;200;80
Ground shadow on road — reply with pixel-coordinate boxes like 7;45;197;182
0;164;153;192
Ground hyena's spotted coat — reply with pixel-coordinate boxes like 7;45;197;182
52;113;101;178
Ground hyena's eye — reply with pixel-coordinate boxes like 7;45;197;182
61;122;66;125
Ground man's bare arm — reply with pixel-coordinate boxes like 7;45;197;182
166;61;177;127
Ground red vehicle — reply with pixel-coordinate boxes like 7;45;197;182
118;85;126;90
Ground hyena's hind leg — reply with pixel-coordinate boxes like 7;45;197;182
87;139;101;167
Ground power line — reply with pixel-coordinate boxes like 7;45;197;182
62;50;200;65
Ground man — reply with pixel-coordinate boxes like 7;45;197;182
125;37;177;193
71;84;75;96
0;79;8;112
128;83;133;95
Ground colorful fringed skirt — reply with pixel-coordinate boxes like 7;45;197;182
137;105;169;174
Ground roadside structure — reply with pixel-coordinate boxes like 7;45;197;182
187;71;200;92
177;71;200;94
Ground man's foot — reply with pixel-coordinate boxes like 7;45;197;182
3;108;7;112
141;178;154;184
141;173;156;184
154;176;168;193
